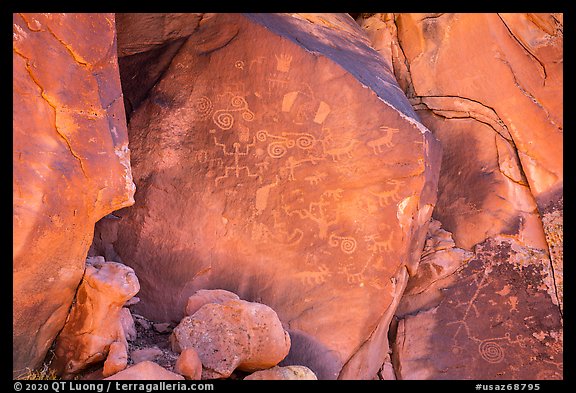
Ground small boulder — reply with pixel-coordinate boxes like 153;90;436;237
153;322;172;334
184;289;240;316
104;361;184;380
102;342;128;378
120;307;137;342
130;347;163;364
175;348;203;380
52;259;140;378
244;365;318;380
171;299;291;379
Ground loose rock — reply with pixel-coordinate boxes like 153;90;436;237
185;289;240;316
244;365;317;380
130;347;164;364
104;361;184;380
175;348;203;380
51;260;140;378
171;299;291;379
102;342;128;378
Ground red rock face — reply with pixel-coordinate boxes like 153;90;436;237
13;13;135;376
112;13;440;379
393;236;563;380
355;12;563;380
389;13;563;302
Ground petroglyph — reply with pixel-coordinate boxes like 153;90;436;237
282;156;325;181
275;53;293;73
304;172;328;185
478;340;505;363
249;56;266;72
213;136;260;185
369;179;404;206
191;96;213;120
255;176;279;213
313;101;331;124
364;232;395;253
328;233;357;254
283;189;343;240
212;94;255;130
323;139;360;162
366;126;399;154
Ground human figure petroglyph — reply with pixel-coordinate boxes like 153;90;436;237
213;136;260;185
369;179;404;206
282;156;325;181
366;126;399;154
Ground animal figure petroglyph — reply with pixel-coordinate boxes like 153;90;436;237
324;139;360;162
364;232;394;253
304;172;328;185
366;127;399;154
369;179;403;206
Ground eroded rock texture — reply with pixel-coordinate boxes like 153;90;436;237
110;13;441;379
358;13;562;303
392;235;563;380
172;298;291;379
357;13;563;380
13;13;135;376
51;258;140;378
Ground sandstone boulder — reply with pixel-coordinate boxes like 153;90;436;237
13;12;135;376
244;365;317;380
113;12;441;379
130;347;164;364
102;342;128;378
175;348;203;380
119;307;137;342
171;299;291;379
51;259;140;378
185;289;240;316
104;361;184;380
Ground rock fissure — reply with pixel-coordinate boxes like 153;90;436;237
14;46;89;179
496;13;547;84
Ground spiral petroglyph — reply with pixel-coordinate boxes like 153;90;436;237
267;142;287;159
478;340;504;363
329;234;357;254
192;96;213;120
213;111;234;130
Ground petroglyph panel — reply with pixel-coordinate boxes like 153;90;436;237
395;237;563;380
115;13;441;380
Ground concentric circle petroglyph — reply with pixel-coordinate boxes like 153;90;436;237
478;340;504;363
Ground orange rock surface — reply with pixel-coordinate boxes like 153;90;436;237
13;13;135;376
112;13;441;379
